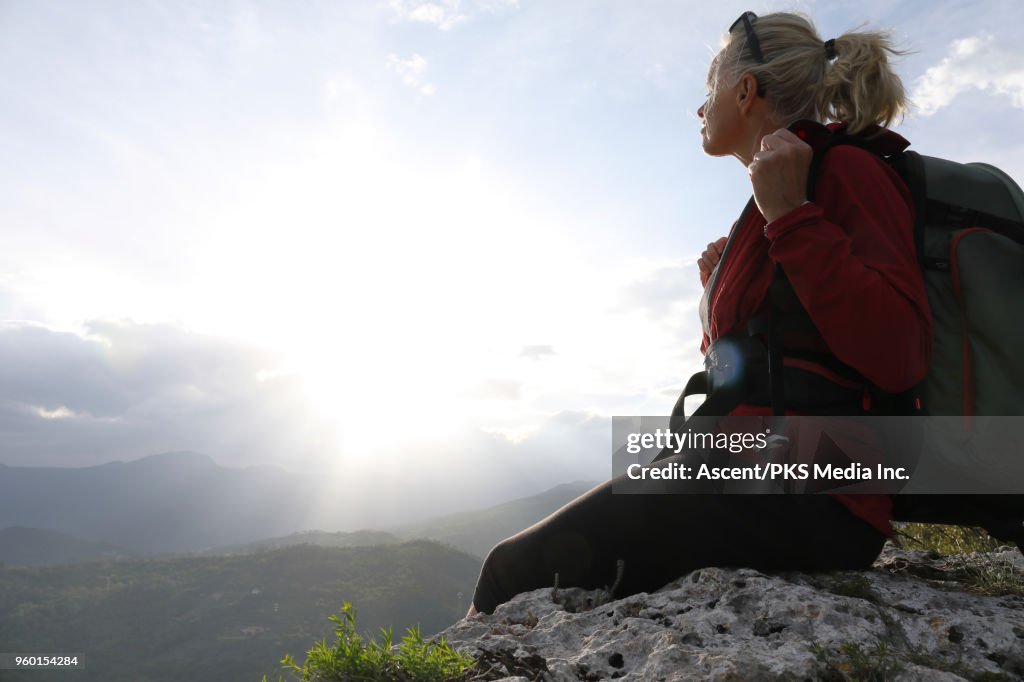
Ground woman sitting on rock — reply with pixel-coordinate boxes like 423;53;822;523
467;10;931;617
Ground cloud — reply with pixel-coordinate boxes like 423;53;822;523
520;344;556;360
0;321;339;469
387;0;519;31
387;53;436;95
912;34;1024;115
461;378;523;400
615;262;702;321
0;321;614;517
35;405;83;420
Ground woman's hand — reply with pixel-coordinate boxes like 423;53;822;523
748;128;813;224
699;236;728;287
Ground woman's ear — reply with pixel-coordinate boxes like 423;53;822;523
735;73;761;114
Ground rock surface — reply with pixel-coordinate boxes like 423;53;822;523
438;544;1024;681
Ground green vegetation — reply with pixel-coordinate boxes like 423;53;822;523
263;602;477;682
0;540;480;682
894;522;1003;555
824;574;878;602
894;522;1024;596
839;641;904;681
0;526;126;566
810;640;904;681
199;530;403;557
960;554;1024;596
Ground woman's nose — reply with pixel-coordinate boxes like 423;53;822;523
697;102;705;119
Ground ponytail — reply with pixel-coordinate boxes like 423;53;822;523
818;30;907;134
717;13;908;134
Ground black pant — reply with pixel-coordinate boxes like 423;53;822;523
471;456;886;614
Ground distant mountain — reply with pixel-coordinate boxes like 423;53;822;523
391;480;598;557
0;540;479;682
0;452;599;557
0;526;130;566
190;480;600;560
0;452;322;554
195;529;403;556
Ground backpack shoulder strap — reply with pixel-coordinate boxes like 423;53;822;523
761;130;919;415
889;150;928;267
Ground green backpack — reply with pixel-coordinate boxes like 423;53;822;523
806;134;1024;548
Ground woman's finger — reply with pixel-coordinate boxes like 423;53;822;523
771;128;804;145
700;236;729;279
713;237;727;258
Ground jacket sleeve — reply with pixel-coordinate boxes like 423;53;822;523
762;146;932;393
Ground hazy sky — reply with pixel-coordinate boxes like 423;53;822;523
2;1;1023;492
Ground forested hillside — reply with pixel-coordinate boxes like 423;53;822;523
0;540;479;682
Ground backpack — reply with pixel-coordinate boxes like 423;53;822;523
805;131;1024;549
667;125;1024;549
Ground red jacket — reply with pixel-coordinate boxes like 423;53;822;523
700;121;933;535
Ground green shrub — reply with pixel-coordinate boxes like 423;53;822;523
893;523;1002;555
810;640;904;681
262;601;477;682
893;523;1024;597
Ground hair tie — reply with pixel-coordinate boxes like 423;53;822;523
823;38;838;61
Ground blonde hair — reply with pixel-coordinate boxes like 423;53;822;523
714;12;907;135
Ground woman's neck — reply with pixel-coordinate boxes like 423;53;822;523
735;117;785;167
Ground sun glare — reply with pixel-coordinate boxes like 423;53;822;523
169;128;599;465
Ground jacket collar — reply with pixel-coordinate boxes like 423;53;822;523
788;119;911;157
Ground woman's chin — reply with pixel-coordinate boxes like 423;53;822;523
700;138;722;156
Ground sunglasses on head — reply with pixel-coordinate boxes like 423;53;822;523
729;11;765;63
728;11;766;96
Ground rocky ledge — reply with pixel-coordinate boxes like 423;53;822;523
439;545;1024;681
